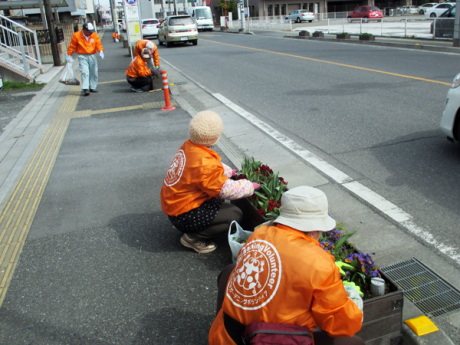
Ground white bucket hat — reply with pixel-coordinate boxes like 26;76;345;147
275;186;336;232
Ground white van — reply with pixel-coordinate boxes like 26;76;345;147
187;6;214;31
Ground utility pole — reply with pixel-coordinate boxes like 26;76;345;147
43;0;61;66
454;0;460;47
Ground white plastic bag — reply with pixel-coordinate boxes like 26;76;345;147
59;60;80;85
115;38;119;42
228;220;253;263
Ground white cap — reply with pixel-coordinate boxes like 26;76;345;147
146;41;154;50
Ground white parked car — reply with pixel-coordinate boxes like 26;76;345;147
418;3;439;14
425;3;454;18
141;18;160;39
440;73;460;143
401;5;419;14
285;10;315;23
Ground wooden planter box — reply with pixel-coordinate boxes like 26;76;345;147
359;35;375;41
231;196;403;344
299;31;310;37
337;33;351;39
123;40;130;48
313;32;324;38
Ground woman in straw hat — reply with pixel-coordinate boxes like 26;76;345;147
160;111;259;254
209;186;365;345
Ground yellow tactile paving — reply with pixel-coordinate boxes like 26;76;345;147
0;60;171;306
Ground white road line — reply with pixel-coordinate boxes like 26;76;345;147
213;92;460;265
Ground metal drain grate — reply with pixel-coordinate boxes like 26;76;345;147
381;258;460;317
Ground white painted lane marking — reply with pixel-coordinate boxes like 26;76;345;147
212;92;460;265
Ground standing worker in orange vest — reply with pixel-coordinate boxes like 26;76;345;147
209;186;365;345
133;40;160;69
66;22;104;97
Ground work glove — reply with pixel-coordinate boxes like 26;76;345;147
252;182;260;191
99;51;104;59
66;55;72;63
343;283;364;315
335;261;356;276
154;66;160;69
343;281;364;298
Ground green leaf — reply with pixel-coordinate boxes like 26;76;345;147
254;191;267;200
334;231;356;249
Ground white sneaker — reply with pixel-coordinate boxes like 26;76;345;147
180;233;217;254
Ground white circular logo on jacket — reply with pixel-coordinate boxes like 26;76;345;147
164;149;186;186
227;240;282;310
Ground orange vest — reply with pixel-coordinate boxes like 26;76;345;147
112;32;120;39
161;140;228;216
209;224;363;344
133;39;160;67
67;31;103;55
125;56;152;78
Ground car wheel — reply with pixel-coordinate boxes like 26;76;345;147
285;17;289;23
296;17;301;23
309;20;313;23
363;16;369;23
347;17;352;23
430;13;436;18
419;9;424;14
158;37;162;46
193;39;198;45
166;41;172;48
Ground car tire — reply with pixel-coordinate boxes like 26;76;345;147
419;9;424;14
363;16;369;23
158;38;162;46
309;20;313;23
166;41;172;48
430;13;436;18
347;17;352;23
296;17;301;23
285;17;289;23
192;39;198;45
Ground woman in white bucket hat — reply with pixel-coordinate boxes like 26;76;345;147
210;186;364;345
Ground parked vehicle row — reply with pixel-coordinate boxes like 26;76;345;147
425;2;454;18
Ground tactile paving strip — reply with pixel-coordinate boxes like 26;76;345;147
381;258;460;317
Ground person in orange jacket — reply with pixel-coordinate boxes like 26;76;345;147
66;22;104;96
125;48;156;93
160;111;258;254
112;31;120;41
209;186;365;345
133;39;160;68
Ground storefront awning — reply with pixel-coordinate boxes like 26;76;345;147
0;0;69;10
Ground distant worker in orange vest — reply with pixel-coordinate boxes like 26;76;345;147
125;48;155;93
112;31;120;42
66;22;104;96
133;39;160;69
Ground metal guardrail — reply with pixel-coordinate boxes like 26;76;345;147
0;13;42;75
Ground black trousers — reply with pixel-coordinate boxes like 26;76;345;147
189;202;243;240
127;76;151;90
216;264;366;345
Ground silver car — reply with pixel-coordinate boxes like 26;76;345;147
285;10;315;23
440;73;460;143
141;18;160;39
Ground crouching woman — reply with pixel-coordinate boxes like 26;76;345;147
160;111;258;254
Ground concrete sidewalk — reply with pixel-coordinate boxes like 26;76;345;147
0;29;457;344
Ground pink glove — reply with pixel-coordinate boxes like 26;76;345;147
252;182;260;190
231;169;238;176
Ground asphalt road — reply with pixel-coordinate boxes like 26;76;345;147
158;31;460;268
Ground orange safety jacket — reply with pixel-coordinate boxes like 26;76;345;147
125;56;152;78
209;224;363;345
112;32;120;39
67;31;103;55
133;39;160;67
161;140;229;216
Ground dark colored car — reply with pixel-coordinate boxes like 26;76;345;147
347;6;384;23
430;4;456;38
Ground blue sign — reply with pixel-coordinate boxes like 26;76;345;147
126;0;137;5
